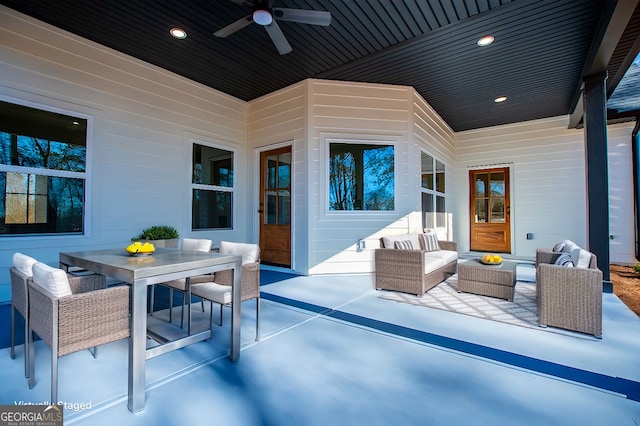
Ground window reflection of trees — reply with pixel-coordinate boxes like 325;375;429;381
0;133;86;235
329;143;394;211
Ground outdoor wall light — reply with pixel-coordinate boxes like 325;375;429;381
494;96;507;103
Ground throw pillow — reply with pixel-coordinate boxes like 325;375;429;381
552;242;565;252
419;233;440;252
553;253;575;267
573;248;592;268
561;240;579;255
13;252;38;277
394;240;414;250
31;262;72;298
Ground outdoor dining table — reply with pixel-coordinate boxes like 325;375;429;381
58;247;243;413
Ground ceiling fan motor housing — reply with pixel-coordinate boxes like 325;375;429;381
252;0;273;25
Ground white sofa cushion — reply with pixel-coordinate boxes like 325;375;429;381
423;256;445;274
32;262;72;298
424;250;458;265
13;252;38;277
382;233;421;249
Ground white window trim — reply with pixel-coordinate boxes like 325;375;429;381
323;135;400;215
420;149;447;231
189;138;236;231
0;95;93;239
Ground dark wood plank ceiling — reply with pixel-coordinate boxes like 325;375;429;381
1;0;636;131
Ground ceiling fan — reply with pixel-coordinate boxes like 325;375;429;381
215;0;331;55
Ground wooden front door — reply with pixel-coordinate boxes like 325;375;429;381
259;147;292;267
469;167;511;253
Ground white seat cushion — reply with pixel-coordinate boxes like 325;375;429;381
424;250;458;265
220;241;259;264
190;282;232;304
13;252;38;277
423;256;445;274
32;262;72;298
381;233;422;249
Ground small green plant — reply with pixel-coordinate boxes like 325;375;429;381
132;225;179;241
634;264;640;274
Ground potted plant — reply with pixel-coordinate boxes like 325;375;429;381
132;225;180;248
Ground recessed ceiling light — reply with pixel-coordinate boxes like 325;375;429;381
477;35;494;46
170;27;187;39
494;96;507;103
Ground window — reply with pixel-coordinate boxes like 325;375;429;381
0;100;87;236
329;143;394;211
264;149;291;225
421;151;446;229
192;143;234;229
474;171;506;223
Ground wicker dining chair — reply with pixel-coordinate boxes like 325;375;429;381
149;238;212;327
27;262;130;403
190;241;261;341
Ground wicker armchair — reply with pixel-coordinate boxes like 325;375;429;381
536;248;603;338
190;241;261;341
28;269;130;402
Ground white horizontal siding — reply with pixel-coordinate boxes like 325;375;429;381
412;93;456;240
0;7;247;293
608;122;636;265
454;116;587;256
307;81;454;274
248;82;307;272
308;80;411;274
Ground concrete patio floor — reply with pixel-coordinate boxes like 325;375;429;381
1;266;639;425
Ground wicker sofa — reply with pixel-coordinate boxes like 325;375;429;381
375;232;458;296
536;240;602;338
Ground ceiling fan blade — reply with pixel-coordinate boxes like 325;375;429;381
273;8;331;26
264;21;292;55
214;15;253;38
229;0;253;6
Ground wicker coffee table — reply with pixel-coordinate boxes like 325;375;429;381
457;259;518;301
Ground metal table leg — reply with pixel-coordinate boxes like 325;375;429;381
128;278;147;413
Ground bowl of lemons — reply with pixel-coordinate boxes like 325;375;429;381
126;241;155;257
480;254;503;265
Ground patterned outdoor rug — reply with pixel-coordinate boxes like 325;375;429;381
379;274;539;330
